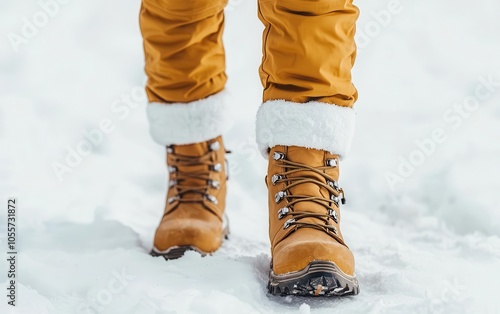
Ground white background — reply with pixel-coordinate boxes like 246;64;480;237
1;0;500;313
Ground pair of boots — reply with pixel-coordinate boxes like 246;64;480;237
140;0;360;297
150;135;359;296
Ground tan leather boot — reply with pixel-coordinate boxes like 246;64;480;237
151;136;229;259
266;146;359;296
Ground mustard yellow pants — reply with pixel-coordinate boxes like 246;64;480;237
141;0;359;157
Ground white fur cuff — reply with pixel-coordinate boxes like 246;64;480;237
146;91;231;146
256;100;356;159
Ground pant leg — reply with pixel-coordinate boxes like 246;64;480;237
256;0;359;158
258;0;359;107
141;0;232;146
140;0;228;103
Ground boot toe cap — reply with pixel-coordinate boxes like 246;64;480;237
153;218;222;253
272;232;355;276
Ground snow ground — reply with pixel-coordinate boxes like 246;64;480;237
1;0;500;313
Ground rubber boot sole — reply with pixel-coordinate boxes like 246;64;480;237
150;245;208;259
268;260;359;297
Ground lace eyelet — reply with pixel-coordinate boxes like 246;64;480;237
328;209;338;223
327;180;340;191
168;180;177;188
283;218;295;229
209;141;220;151
208;180;220;189
275;191;286;203
210;163;222;172
325;159;338;167
330;195;340;207
168;196;179;204
277;207;289;219
271;174;282;185
273;152;285;160
205;195;218;204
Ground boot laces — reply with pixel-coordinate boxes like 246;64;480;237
272;152;346;242
167;144;222;205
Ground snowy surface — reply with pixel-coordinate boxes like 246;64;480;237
1;0;500;313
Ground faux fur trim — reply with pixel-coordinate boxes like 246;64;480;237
256;100;356;159
146;91;232;145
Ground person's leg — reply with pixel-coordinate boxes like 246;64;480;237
140;0;230;259
141;0;231;145
256;0;360;296
141;0;227;104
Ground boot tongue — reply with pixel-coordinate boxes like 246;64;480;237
169;141;210;201
286;146;325;166
283;146;330;217
173;142;209;157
